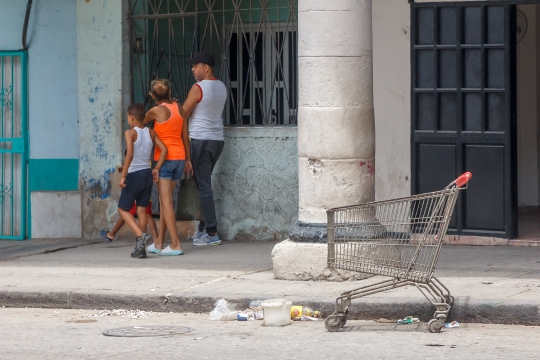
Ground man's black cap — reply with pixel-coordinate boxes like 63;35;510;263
186;52;215;66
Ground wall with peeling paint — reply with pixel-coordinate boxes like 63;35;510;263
77;0;124;238
213;127;298;241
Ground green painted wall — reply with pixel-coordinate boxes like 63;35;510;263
29;159;79;191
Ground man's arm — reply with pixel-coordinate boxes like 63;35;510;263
149;129;168;182
177;103;193;175
182;84;201;120
143;106;159;126
120;130;136;188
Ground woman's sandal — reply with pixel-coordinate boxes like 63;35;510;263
99;229;114;242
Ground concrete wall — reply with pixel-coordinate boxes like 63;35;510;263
27;0;79;160
373;0;500;202
213;127;298;241
77;0;125;238
517;5;539;207
372;0;411;201
0;2;29;50
0;0;81;238
374;0;490;202
31;191;81;238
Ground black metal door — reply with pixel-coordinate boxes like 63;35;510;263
411;3;517;238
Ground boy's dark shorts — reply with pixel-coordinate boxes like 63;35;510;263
129;201;152;216
118;168;153;211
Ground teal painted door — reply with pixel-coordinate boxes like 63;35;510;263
0;52;28;240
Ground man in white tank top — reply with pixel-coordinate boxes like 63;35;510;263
183;52;227;245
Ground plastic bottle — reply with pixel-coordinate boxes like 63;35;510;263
290;306;321;319
397;316;419;324
237;311;252;321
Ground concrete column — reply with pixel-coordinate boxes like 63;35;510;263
272;0;375;280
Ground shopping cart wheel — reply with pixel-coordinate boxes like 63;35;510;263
341;310;349;327
325;313;345;332
427;319;442;333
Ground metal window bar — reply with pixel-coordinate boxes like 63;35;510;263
129;0;298;126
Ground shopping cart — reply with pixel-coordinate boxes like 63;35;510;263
325;172;472;333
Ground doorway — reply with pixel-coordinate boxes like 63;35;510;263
516;4;540;240
0;51;28;240
410;2;540;240
410;2;516;239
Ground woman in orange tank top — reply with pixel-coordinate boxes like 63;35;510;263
153;102;186;161
143;79;192;256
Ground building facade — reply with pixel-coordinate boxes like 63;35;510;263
0;0;299;241
0;1;82;239
375;0;540;244
1;0;536;243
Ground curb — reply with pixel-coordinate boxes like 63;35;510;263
1;291;539;325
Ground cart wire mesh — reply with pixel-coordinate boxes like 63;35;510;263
327;185;463;284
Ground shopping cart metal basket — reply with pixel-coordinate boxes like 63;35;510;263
325;172;472;333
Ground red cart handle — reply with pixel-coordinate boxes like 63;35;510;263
455;172;472;188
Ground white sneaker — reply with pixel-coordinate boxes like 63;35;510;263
193;233;222;246
192;229;207;242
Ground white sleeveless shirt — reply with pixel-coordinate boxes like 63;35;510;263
189;79;227;141
128;127;152;173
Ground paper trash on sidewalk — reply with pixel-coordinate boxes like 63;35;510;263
237;308;264;321
243;301;264;320
444;321;459;328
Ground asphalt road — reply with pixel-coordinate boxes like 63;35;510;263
1;308;539;359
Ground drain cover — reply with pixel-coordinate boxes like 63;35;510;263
103;326;194;337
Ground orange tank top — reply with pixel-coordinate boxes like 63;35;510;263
153;102;186;161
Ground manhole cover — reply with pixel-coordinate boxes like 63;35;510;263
103;326;194;337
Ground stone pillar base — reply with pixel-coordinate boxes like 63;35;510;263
271;239;372;282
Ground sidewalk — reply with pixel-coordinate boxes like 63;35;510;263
1;237;540;325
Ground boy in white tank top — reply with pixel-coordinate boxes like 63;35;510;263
118;103;168;258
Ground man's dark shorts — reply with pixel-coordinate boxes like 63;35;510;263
118;168;153;211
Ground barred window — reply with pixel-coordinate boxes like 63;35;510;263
130;0;298;126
